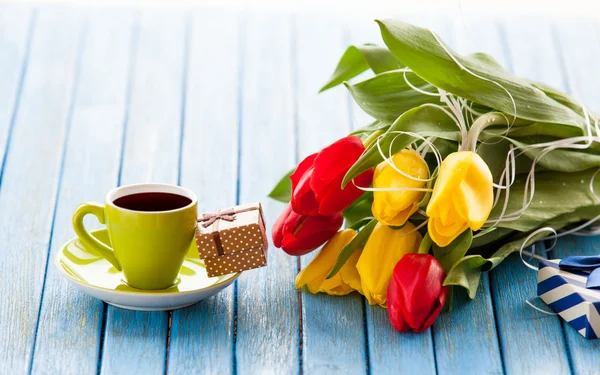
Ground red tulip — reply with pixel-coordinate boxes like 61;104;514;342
290;136;373;216
387;254;448;333
272;203;343;256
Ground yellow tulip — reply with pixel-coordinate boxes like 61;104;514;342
357;222;422;306
426;151;493;247
340;247;363;294
372;149;429;226
295;229;361;296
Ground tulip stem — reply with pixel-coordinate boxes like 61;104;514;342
418;233;433;254
464;112;512;151
363;129;386;150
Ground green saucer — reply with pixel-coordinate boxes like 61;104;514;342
56;228;240;310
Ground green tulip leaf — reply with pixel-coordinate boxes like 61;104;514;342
326;218;378;279
443;230;551;299
489;168;600;232
343;192;374;228
376;19;587;130
476;139;514;183
481;121;600;155
268;168;295;203
509;138;600;173
489;231;549;261
471;227;514;249
442;255;494;299
431;138;459;159
349;120;391;136
502;122;583;139
320;44;404;92
469;52;504;69
476;138;535;183
433;229;473;273
541;205;600;234
444;286;454;312
528;80;596;120
348;217;374;231
344;70;438;122
342;105;461;187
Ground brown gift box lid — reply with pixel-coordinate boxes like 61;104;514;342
195;202;268;259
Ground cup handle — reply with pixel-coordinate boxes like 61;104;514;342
72;202;122;271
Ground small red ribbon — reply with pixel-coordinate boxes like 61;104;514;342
199;208;236;228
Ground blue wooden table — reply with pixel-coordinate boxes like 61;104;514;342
1;4;599;374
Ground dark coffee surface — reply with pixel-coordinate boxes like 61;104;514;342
114;192;192;212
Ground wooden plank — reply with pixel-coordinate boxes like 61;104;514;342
30;9;134;375
295;13;367;375
490;254;570;375
433;278;502;375
488;17;572;375
117;10;186;185
0;6;84;374
99;9;188;375
0;5;33;182
235;11;300;375
549;17;600;373
426;17;503;375
167;9;240;375
367;306;436;375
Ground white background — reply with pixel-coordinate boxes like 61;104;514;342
2;0;600;17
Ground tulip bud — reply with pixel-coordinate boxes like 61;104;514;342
290;136;374;216
295;229;362;295
356;222;422;306
387;254;448;332
272;203;343;256
426;151;493;247
372;149;429;226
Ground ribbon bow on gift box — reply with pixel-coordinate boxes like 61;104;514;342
199;208;237;228
559;256;600;289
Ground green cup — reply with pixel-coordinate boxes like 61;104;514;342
72;183;198;290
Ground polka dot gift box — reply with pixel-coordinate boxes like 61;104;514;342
195;202;268;277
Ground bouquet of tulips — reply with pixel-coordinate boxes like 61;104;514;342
269;19;600;332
